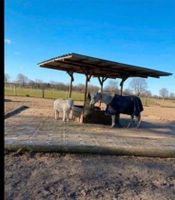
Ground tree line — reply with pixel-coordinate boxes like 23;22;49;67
4;73;175;99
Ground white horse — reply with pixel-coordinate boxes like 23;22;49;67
90;92;143;128
53;98;74;122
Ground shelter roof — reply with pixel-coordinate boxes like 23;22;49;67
38;53;172;79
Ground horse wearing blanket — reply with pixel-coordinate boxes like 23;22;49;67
90;92;143;128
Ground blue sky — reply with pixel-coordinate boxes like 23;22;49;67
5;0;175;95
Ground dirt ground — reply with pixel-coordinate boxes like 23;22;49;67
4;96;175;122
5;152;175;200
4;96;175;200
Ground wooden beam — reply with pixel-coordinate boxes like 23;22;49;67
56;59;153;77
54;60;136;77
41;61;150;78
98;77;108;92
67;71;74;98
98;77;108;107
120;77;128;96
39;53;172;78
41;64;122;79
83;74;91;111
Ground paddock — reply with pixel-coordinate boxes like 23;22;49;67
5;96;175;157
5;53;174;156
38;53;172;125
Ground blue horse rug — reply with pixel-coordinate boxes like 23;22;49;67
105;95;143;116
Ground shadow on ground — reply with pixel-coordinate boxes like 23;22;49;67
140;120;175;136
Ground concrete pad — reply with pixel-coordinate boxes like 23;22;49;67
4;107;175;157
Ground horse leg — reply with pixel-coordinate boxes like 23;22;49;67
127;114;134;128
62;111;66;122
66;110;70;122
111;115;116;128
111;114;122;128
115;114;122;127
55;110;59;120
136;114;141;128
54;110;57;120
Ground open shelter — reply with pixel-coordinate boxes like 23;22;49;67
38;53;172;124
38;53;172;98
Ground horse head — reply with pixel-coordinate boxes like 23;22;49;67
89;91;102;106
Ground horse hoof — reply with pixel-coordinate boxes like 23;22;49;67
111;124;122;128
115;123;122;128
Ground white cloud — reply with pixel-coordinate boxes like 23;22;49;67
5;38;11;44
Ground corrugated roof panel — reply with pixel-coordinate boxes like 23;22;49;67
38;53;172;78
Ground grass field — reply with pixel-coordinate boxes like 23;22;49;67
4;86;175;107
5;86;84;101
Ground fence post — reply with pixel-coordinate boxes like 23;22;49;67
13;85;16;96
42;87;45;98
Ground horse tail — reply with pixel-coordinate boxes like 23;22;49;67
137;96;143;112
133;96;143;116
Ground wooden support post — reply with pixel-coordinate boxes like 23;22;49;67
42;87;45;98
98;77;107;93
67;72;74;98
117;77;128;126
98;77;107;107
120;77;128;96
13;85;16;96
83;74;91;109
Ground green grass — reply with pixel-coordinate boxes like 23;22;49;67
4;86;175;107
4;86;84;101
141;97;158;107
141;97;175;107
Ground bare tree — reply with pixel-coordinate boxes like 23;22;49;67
159;88;169;99
16;73;29;86
5;73;10;84
28;80;35;88
142;90;152;97
129;78;147;96
35;79;43;88
104;80;119;93
123;88;133;95
75;84;85;92
169;92;175;99
88;84;100;93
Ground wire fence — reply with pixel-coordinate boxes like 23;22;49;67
4;85;175;107
4;85;84;101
